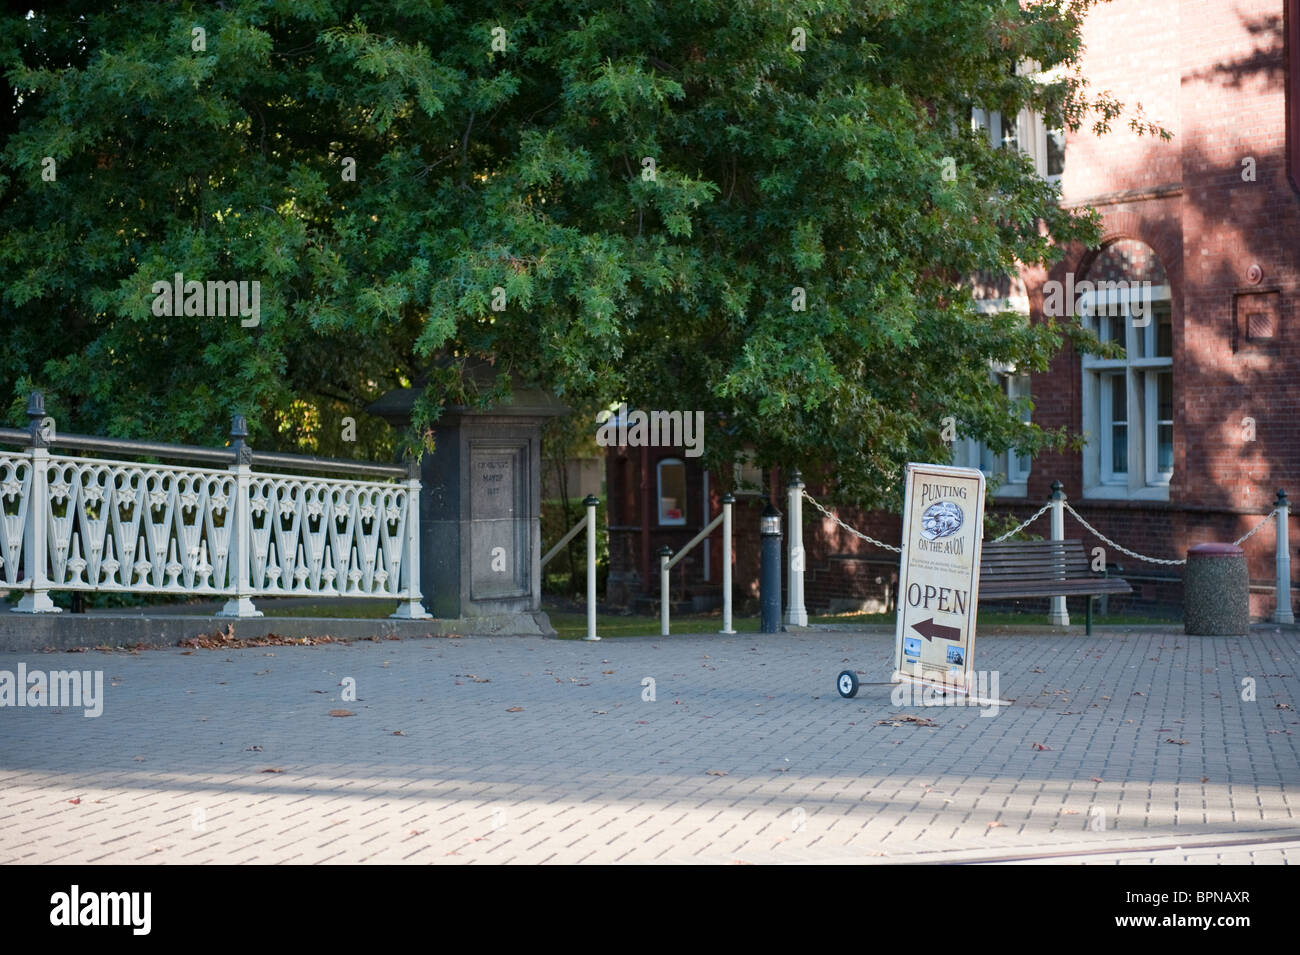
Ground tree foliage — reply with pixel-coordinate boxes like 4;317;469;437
0;1;1165;505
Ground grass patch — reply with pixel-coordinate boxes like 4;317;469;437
550;608;1175;639
252;599;1174;633
259;600;398;619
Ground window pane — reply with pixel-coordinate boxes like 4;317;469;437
658;461;686;523
1110;375;1127;423
1112;424;1128;473
1157;372;1173;420
1046;128;1065;176
1132;305;1147;358
1155;302;1172;357
1157;424;1173;472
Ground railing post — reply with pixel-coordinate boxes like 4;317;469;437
218;415;262;618
1048;480;1069;626
392;456;431;619
720;493;735;634
583;494;600;641
659;545;672;636
14;392;59;613
785;469;808;627
1274;489;1293;625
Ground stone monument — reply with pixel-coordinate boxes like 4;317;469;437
369;363;567;635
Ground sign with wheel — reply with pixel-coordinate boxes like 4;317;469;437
890;462;984;695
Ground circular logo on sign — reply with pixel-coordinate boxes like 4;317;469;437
920;501;964;541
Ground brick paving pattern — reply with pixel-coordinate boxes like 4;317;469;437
0;629;1295;864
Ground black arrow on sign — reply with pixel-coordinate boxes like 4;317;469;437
911;617;961;642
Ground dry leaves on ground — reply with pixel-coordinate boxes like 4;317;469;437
1165;737;1188;745
506;706;524;712
705;769;728;776
875;715;939;728
180;625;337;650
328;709;355;717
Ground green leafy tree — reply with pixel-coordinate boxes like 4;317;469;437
1;1;1164;503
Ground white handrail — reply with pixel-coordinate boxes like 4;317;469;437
660;497;733;636
540;496;602;640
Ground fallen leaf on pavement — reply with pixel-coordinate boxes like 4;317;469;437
1090;776;1103;782
1032;742;1052;751
987;821;1005;828
506;706;524;712
875;715;939;728
329;709;355;717
1165;738;1188;745
259;767;284;773
68;798;81;805
392;730;406;736
705;769;728;776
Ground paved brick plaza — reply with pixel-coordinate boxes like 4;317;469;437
1;628;1296;864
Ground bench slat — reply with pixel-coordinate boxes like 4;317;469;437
975;539;1132;599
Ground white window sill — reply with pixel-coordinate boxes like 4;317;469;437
1081;484;1170;503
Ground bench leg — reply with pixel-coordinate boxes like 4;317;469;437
1086;597;1093;635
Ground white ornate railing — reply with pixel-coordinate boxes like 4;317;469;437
0;393;430;620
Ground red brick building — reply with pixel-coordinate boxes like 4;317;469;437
605;0;1300;620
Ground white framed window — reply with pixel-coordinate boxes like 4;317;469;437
953;369;1032;496
657;458;687;525
972;64;1064;184
731;453;765;497
1081;284;1174;499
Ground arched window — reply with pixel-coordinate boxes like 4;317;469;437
656;458;687;526
1079;240;1173;499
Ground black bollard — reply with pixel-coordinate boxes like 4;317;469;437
760;500;783;633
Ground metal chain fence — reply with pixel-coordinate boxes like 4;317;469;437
1063;503;1278;567
801;490;901;553
801;489;1280;568
989;501;1053;543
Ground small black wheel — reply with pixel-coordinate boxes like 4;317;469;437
837;670;860;699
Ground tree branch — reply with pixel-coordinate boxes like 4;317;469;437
460;111;475;188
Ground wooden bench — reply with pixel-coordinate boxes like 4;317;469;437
978;539;1131;634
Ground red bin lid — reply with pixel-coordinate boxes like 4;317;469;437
1187;542;1244;557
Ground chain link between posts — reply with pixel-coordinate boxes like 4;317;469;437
988;501;1053;543
1063;503;1278;567
801;490;901;553
801;489;1280;568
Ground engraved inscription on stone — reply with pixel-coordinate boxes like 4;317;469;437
470;444;528;599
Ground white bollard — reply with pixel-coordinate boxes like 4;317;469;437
1048;480;1069;627
1274;490;1294;625
659;546;672;636
584;495;601;640
721;493;735;634
785;470;808;627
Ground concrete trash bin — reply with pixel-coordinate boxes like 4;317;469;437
1184;543;1250;636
